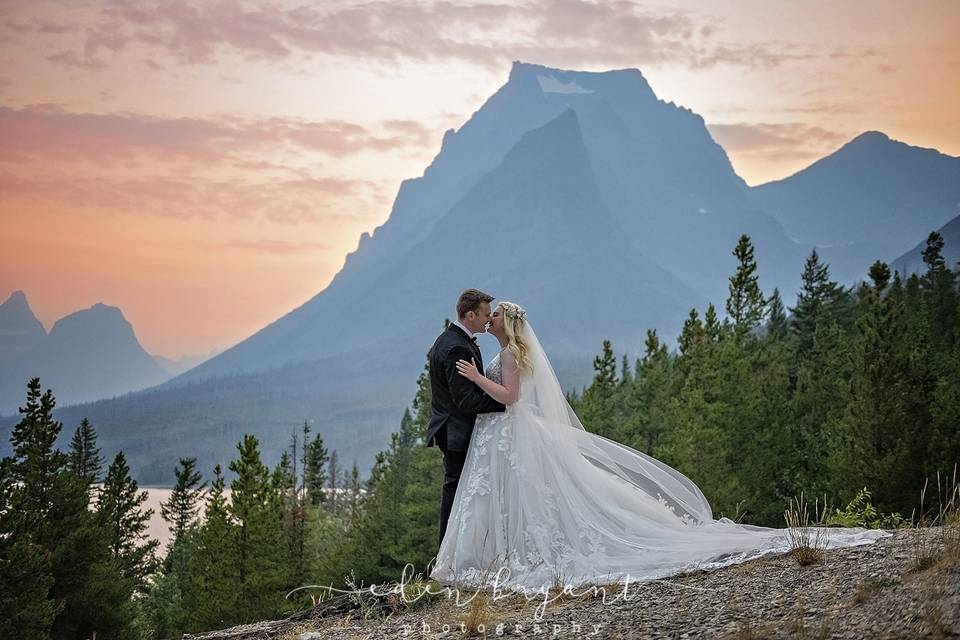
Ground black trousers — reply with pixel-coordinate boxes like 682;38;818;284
436;427;468;550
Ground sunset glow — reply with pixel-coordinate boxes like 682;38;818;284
2;0;958;358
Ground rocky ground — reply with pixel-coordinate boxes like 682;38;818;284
181;528;959;640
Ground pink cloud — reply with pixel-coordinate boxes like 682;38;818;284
0;104;440;165
47;50;109;70
0;171;380;224
13;1;818;72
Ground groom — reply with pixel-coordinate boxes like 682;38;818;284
426;288;506;550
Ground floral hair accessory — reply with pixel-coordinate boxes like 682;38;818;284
501;303;527;321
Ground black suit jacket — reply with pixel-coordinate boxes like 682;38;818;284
425;324;506;452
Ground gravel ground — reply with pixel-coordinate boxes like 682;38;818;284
182;528;959;640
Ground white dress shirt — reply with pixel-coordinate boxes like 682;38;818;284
452;319;475;339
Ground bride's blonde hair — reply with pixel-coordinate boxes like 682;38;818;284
498;301;533;372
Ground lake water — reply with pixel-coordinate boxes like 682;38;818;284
142;487;186;550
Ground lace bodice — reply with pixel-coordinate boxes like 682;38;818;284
485;350;504;384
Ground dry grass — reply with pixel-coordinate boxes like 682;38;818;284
459;588;493;637
851;576;897;604
901;469;960;639
784;493;827;566
909;468;960;574
381;576;444;614
785;617;832;640
445;548;516;637
916;582;951;640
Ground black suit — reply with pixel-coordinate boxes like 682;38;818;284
426;323;505;549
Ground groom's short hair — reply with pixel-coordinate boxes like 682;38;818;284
457;288;494;319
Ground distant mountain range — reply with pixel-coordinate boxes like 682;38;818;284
0;292;217;414
0;292;169;413
2;62;957;486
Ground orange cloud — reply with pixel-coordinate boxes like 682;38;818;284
707;122;850;161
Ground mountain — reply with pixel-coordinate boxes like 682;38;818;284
170;62;803;387
3;63;956;486
891;213;960;275
0;302;170;414
749;131;960;283
0;291;46;361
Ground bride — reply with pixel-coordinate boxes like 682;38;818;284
429;301;888;592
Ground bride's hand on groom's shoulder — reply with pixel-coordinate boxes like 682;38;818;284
455;358;482;383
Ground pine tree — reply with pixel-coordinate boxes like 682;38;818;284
272;443;307;604
789;248;850;357
678;308;705;356
160;457;206;558
228;435;285;621
412;359;433;436
68;417;103;486
321;405;439;586
766;287;788;340
7;378;136;638
922;230;947;272
183;464;239;632
619;353;632;386
304;432;330;507
920;231;959;355
272;450;296;495
97;451;161;595
10;378;62;527
830;261;929;512
703;303;723;342
593;340;617;388
790;318;848;497
327;450;339;512
299;421;310;503
929;339;960;473
628;329;674;454
0;455;59;640
726;234;766;335
347;460;363;522
579;340;618;436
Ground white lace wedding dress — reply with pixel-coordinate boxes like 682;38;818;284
430;322;889;593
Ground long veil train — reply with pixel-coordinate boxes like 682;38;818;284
430;320;889;592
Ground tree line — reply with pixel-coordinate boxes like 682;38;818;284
571;231;959;525
1;231;956;638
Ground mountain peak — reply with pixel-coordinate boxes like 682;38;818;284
0;290;46;361
851;130;890;143
89;301;120;315
839;130;897;153
508;60;655;101
0;290;43;328
49;302;132;341
509;60;648;80
3;290;28;306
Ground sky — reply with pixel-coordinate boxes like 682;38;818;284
1;0;958;359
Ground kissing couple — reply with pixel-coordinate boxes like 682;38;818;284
425;288;887;593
